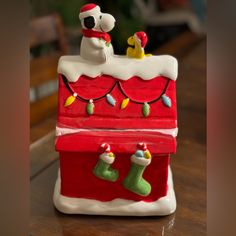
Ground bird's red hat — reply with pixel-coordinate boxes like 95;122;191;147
134;31;148;48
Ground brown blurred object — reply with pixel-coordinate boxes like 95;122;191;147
30;13;68;139
158;0;188;10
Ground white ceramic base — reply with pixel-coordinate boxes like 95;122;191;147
53;166;176;216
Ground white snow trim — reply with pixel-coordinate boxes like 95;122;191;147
53;166;176;216
58;54;178;82
131;154;151;166
99;153;115;164
56;126;178;137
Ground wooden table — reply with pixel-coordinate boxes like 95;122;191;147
30;33;206;236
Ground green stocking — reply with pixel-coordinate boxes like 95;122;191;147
93;158;119;182
123;161;151;196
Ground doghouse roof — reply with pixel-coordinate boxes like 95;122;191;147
58;55;178;82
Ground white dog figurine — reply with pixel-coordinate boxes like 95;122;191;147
79;4;115;64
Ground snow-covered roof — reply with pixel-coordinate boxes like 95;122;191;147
58;55;178;82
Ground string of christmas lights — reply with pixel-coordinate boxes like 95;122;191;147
62;75;172;117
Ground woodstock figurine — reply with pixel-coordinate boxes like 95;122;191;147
79;4;115;63
126;31;151;59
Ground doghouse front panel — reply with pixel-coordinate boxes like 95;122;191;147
59;151;170;202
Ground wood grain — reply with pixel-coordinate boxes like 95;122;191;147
30;92;58;126
30;131;58;179
30;54;60;87
30;114;57;143
30;34;206;235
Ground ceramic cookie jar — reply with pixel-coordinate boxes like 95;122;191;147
53;3;178;216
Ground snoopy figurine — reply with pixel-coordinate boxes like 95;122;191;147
79;4;115;64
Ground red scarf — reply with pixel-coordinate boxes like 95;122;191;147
82;29;111;44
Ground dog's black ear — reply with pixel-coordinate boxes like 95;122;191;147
83;16;95;29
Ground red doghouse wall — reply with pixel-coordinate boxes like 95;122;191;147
59;151;170;202
57;74;177;130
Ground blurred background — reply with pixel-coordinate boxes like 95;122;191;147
30;0;206;142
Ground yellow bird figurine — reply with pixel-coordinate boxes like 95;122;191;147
126;31;151;59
